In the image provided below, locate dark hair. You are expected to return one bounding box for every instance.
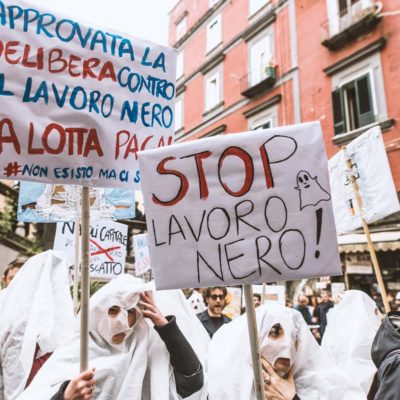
[253,293,261,301]
[3,256,28,278]
[203,286,228,305]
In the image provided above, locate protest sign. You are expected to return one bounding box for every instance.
[252,284,285,305]
[18,181,135,222]
[0,0,176,188]
[138,122,342,289]
[224,287,243,319]
[329,127,400,234]
[54,220,127,280]
[133,233,151,275]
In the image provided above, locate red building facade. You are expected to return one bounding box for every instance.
[169,0,400,294]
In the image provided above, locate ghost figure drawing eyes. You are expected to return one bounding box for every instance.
[295,170,331,211]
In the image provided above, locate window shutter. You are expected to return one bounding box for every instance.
[355,74,375,127]
[332,88,346,135]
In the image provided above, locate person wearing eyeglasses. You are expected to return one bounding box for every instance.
[198,287,231,338]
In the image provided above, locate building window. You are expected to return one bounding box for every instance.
[176,51,184,80]
[176,17,187,41]
[206,14,221,53]
[248,106,277,130]
[331,52,387,136]
[326,0,376,36]
[332,74,375,135]
[248,31,273,87]
[249,0,270,16]
[175,97,183,132]
[205,68,222,111]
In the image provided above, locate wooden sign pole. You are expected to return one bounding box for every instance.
[345,156,390,313]
[244,284,265,400]
[73,217,80,314]
[80,186,90,371]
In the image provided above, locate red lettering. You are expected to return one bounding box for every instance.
[48,49,67,73]
[140,135,153,152]
[5,41,20,64]
[65,127,87,155]
[259,143,274,189]
[27,123,44,154]
[42,123,66,154]
[0,118,21,154]
[218,147,254,197]
[152,156,189,206]
[182,151,212,200]
[115,130,131,159]
[98,61,117,82]
[82,58,100,79]
[83,128,103,157]
[68,55,81,77]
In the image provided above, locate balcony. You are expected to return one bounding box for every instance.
[321,0,381,51]
[240,65,276,99]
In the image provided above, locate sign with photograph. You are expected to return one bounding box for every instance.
[18,182,135,222]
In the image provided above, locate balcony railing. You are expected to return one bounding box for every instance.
[240,65,276,98]
[321,1,381,50]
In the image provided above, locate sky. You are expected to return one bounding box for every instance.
[29,0,178,46]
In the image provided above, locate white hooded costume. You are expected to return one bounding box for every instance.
[0,250,75,400]
[208,304,366,400]
[19,274,209,400]
[321,290,381,394]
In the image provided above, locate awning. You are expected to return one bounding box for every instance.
[337,231,400,253]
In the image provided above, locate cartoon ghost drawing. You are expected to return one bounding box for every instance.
[295,170,331,210]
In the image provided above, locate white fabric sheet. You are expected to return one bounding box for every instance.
[208,304,366,400]
[19,274,209,400]
[321,290,381,394]
[0,250,75,400]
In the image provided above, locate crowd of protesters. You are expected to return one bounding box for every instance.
[1,252,400,400]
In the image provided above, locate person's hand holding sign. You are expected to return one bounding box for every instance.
[139,291,168,327]
[261,358,297,400]
[63,368,96,400]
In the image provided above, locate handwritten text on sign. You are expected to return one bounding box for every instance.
[133,233,151,276]
[53,220,127,280]
[0,0,176,188]
[138,122,342,289]
[329,127,400,234]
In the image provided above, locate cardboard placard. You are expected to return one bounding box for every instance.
[138,122,342,289]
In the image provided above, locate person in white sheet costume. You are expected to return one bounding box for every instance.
[20,274,209,400]
[321,290,382,394]
[208,303,366,400]
[0,250,75,400]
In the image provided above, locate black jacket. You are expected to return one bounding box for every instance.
[50,316,203,399]
[369,311,400,400]
[197,310,231,338]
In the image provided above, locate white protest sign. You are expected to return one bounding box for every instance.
[329,127,400,234]
[138,122,342,289]
[0,0,176,188]
[331,282,345,298]
[54,220,127,280]
[252,285,285,306]
[133,233,151,275]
